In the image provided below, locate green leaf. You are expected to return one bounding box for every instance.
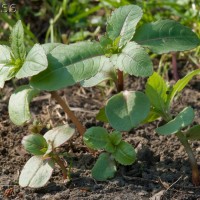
[83,127,110,150]
[111,42,153,77]
[112,141,136,165]
[8,85,39,125]
[145,72,168,115]
[92,153,117,181]
[96,107,109,123]
[104,142,116,154]
[44,124,75,154]
[134,20,200,54]
[142,108,160,124]
[186,125,200,141]
[30,42,107,91]
[167,69,200,105]
[0,45,15,88]
[105,91,150,131]
[22,134,48,155]
[109,131,122,146]
[19,156,55,188]
[107,5,143,47]
[10,20,26,60]
[16,44,48,79]
[80,57,115,87]
[156,107,194,135]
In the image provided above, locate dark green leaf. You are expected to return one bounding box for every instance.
[92,153,117,181]
[156,107,194,135]
[30,42,107,91]
[112,141,136,165]
[105,91,150,131]
[186,125,200,140]
[134,20,200,54]
[83,127,110,150]
[22,134,48,155]
[96,107,109,123]
[109,131,122,146]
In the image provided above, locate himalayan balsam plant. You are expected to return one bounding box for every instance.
[0,5,200,187]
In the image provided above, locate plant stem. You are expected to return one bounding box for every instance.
[51,91,86,136]
[53,154,68,180]
[117,69,124,92]
[176,132,200,186]
[172,52,179,81]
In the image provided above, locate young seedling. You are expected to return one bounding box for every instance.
[144,70,200,186]
[83,127,136,181]
[83,90,150,180]
[19,124,74,188]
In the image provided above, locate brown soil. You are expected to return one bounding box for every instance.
[1,75,200,200]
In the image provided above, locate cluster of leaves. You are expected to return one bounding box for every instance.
[19,124,74,188]
[84,127,136,180]
[1,4,200,188]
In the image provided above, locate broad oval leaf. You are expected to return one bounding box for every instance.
[22,134,48,155]
[156,107,194,135]
[105,91,150,131]
[92,153,117,181]
[112,141,136,165]
[107,5,143,47]
[145,72,168,115]
[8,85,39,125]
[167,69,200,106]
[16,44,48,79]
[186,125,200,141]
[133,20,200,54]
[30,42,106,91]
[44,124,75,152]
[112,42,153,77]
[11,20,26,60]
[19,156,55,188]
[83,127,110,150]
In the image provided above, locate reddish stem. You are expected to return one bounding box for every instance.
[51,91,86,136]
[172,52,179,81]
[117,69,124,92]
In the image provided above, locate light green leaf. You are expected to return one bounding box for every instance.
[8,85,39,125]
[30,42,107,91]
[0,45,15,88]
[10,20,26,60]
[167,69,200,105]
[186,125,200,141]
[83,127,110,150]
[96,107,109,123]
[44,124,75,153]
[22,134,48,155]
[16,44,48,79]
[156,107,194,135]
[19,156,55,188]
[109,131,122,146]
[112,42,153,77]
[105,91,150,131]
[145,72,168,115]
[112,141,136,165]
[107,5,143,47]
[133,20,200,54]
[142,108,160,124]
[80,57,115,87]
[92,153,117,181]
